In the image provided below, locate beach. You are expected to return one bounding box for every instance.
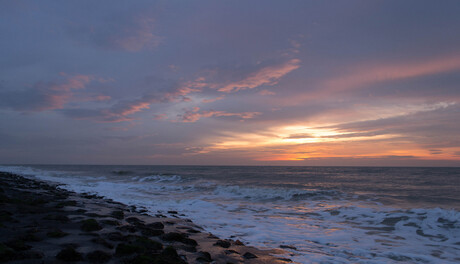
[0,171,289,263]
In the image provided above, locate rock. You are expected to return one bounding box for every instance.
[224,249,239,255]
[126,217,143,224]
[381,216,409,226]
[81,219,103,232]
[106,232,128,242]
[156,246,186,264]
[56,247,83,261]
[101,219,120,226]
[140,227,164,237]
[47,229,69,238]
[43,214,70,223]
[214,240,231,248]
[55,200,78,208]
[167,210,178,214]
[86,250,111,263]
[147,222,164,229]
[111,210,124,220]
[0,243,17,262]
[162,232,197,246]
[187,228,200,234]
[234,240,244,246]
[117,224,137,233]
[196,251,212,262]
[115,243,143,255]
[133,236,163,251]
[5,239,32,251]
[91,238,114,249]
[280,245,297,250]
[243,252,258,259]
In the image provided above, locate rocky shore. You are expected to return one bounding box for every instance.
[0,172,290,263]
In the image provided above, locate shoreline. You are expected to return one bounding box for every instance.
[0,171,290,263]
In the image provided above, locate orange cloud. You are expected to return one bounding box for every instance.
[218,59,301,93]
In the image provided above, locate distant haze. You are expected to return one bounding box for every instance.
[1,0,460,166]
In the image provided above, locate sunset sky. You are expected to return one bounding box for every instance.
[1,0,460,166]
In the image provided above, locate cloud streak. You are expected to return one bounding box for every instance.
[178,107,261,123]
[0,74,94,112]
[217,59,301,93]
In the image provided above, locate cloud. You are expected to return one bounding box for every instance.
[217,59,300,93]
[112,16,161,52]
[0,74,93,112]
[202,96,225,103]
[320,54,460,95]
[60,79,204,122]
[258,90,275,96]
[178,107,261,123]
[68,14,161,52]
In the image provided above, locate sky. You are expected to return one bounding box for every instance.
[1,0,460,166]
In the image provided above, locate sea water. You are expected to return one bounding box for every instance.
[1,165,459,263]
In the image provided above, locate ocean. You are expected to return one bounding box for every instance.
[0,165,459,263]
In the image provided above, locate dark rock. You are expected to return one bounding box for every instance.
[87,250,111,263]
[56,247,83,261]
[167,210,178,214]
[147,222,164,229]
[85,213,106,218]
[381,216,409,226]
[106,232,128,242]
[164,221,175,225]
[115,243,143,255]
[126,217,144,224]
[47,229,69,238]
[129,254,157,264]
[133,236,163,251]
[156,246,186,264]
[161,232,197,246]
[140,227,164,237]
[0,243,17,262]
[73,209,87,214]
[214,240,231,248]
[81,219,103,232]
[224,250,239,255]
[117,224,137,233]
[101,219,120,226]
[234,240,244,246]
[43,214,70,223]
[280,245,297,250]
[278,257,293,262]
[243,252,258,259]
[196,251,212,262]
[111,210,124,220]
[55,200,78,208]
[187,228,200,234]
[5,239,32,251]
[91,238,114,249]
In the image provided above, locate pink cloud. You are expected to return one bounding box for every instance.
[113,16,161,52]
[323,54,460,93]
[34,74,93,111]
[153,114,168,120]
[258,90,275,96]
[202,96,225,103]
[178,107,261,122]
[218,59,301,93]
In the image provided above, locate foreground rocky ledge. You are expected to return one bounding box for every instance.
[0,172,290,263]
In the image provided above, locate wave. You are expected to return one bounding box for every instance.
[2,165,459,263]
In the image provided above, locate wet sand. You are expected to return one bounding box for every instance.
[0,172,291,263]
